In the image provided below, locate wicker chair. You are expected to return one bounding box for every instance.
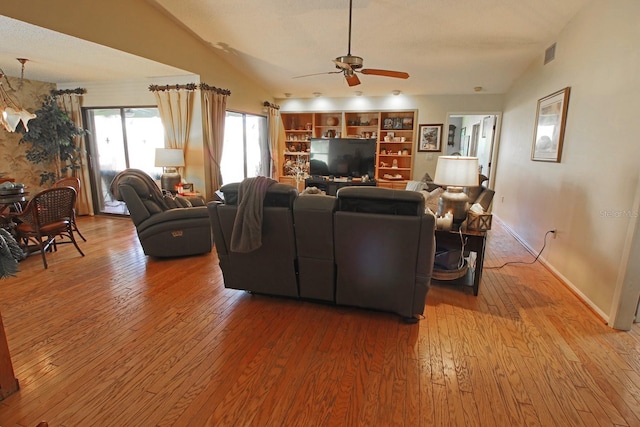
[13,187,85,269]
[53,176,87,241]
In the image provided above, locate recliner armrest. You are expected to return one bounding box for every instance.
[136,206,209,233]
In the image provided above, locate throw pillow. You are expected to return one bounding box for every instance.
[174,196,193,208]
[300,186,326,196]
[163,195,179,209]
[421,187,444,214]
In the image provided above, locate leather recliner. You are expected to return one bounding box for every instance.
[333,187,436,319]
[207,182,299,298]
[112,169,212,257]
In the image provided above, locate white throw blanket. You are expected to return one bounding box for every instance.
[230,176,277,253]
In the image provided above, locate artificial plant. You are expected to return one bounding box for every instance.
[0,229,24,279]
[19,95,86,186]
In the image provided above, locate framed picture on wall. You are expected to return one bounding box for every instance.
[418,124,443,152]
[531,87,571,162]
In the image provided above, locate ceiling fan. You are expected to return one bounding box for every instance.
[294,0,409,87]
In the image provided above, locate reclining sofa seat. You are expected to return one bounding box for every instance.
[333,187,436,319]
[207,182,299,297]
[113,169,212,257]
[208,181,437,321]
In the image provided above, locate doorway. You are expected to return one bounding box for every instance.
[446,113,500,185]
[220,111,269,185]
[84,107,164,215]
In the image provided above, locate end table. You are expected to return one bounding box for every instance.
[433,228,487,296]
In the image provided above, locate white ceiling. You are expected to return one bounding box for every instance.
[2,0,590,98]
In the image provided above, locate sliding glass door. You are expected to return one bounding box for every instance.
[221,111,269,185]
[85,107,164,214]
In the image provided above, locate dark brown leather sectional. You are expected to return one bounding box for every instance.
[207,183,436,322]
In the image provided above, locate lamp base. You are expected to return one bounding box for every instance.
[437,186,469,229]
[161,171,181,194]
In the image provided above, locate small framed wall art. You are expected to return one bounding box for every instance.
[418,124,443,152]
[531,87,571,162]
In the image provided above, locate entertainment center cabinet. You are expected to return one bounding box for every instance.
[280,110,417,189]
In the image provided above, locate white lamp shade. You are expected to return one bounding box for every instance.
[155,148,185,168]
[433,156,479,187]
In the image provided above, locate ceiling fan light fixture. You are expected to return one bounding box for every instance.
[0,69,37,132]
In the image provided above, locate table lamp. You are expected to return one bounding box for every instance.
[155,148,185,193]
[433,156,479,229]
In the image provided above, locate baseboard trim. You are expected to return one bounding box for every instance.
[493,215,610,325]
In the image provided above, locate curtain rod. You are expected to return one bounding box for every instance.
[263,101,280,110]
[51,88,86,96]
[148,83,231,96]
[148,83,198,92]
[199,83,231,96]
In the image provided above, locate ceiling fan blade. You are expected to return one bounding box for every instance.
[360,69,410,79]
[293,71,342,79]
[345,73,360,87]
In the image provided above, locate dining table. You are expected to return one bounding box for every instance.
[0,181,29,229]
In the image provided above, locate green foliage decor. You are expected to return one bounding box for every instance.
[0,229,24,279]
[19,95,87,186]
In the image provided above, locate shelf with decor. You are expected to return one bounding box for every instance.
[280,112,314,182]
[313,112,342,138]
[279,110,417,186]
[344,111,380,139]
[376,110,417,185]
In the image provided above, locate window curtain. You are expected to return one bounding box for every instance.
[201,84,231,192]
[264,101,280,180]
[149,84,196,177]
[54,88,93,216]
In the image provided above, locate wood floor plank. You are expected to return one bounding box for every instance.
[0,215,638,426]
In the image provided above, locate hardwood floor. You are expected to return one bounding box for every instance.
[0,215,638,426]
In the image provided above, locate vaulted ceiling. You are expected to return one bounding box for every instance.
[1,0,590,98]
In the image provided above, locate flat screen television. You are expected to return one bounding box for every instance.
[309,138,376,178]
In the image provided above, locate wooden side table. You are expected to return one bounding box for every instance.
[433,228,487,296]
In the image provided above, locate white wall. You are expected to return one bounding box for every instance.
[277,94,504,179]
[495,0,640,327]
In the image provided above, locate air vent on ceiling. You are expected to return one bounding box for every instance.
[544,43,556,65]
